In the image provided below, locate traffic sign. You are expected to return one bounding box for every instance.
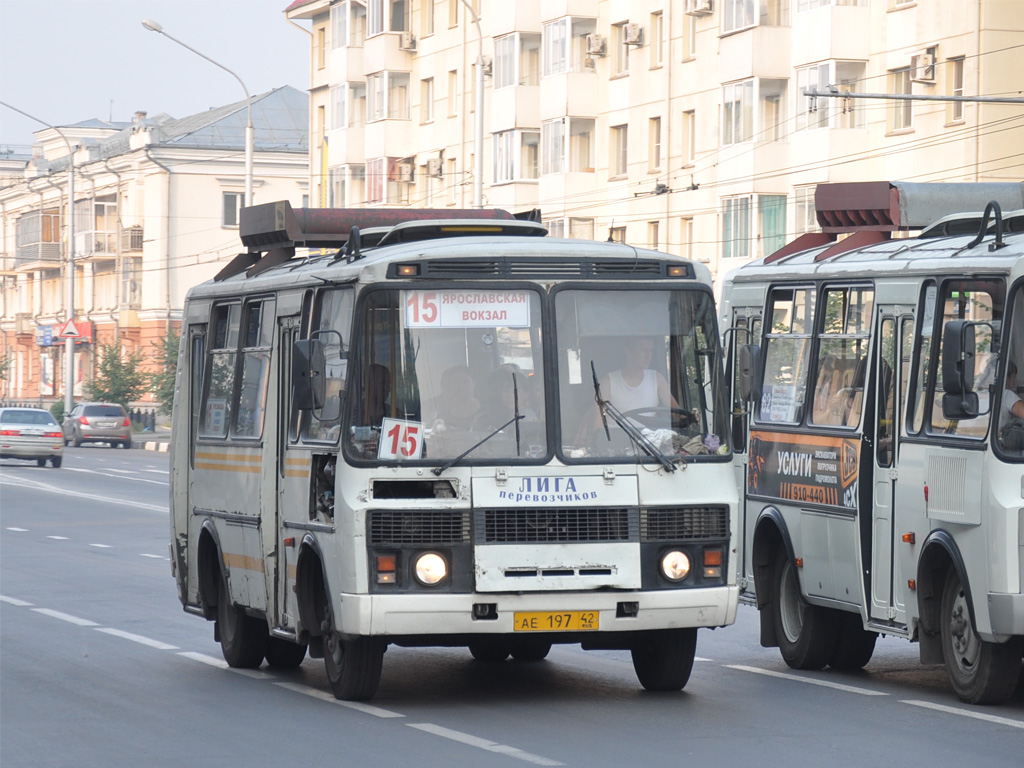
[57,320,81,338]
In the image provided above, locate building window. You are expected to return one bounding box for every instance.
[447,70,458,117]
[543,19,567,76]
[759,79,787,141]
[545,218,565,238]
[723,0,756,33]
[388,72,409,118]
[331,85,346,129]
[367,72,410,121]
[317,26,326,68]
[609,226,626,244]
[521,131,540,179]
[223,192,241,227]
[611,124,628,177]
[349,82,366,125]
[569,118,594,172]
[948,57,965,122]
[680,218,694,261]
[368,0,384,36]
[758,195,787,258]
[542,119,564,175]
[495,34,516,89]
[449,0,458,27]
[331,2,348,48]
[520,34,541,85]
[446,158,457,205]
[683,110,696,164]
[569,217,594,240]
[650,12,664,67]
[422,0,434,36]
[612,23,630,76]
[648,117,662,172]
[794,186,818,234]
[722,196,752,260]
[723,80,754,145]
[799,0,865,10]
[682,13,696,60]
[796,63,829,130]
[762,0,790,26]
[420,77,434,123]
[366,158,386,205]
[648,220,660,250]
[493,130,514,183]
[889,67,912,131]
[836,61,866,129]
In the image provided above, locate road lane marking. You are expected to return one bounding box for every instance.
[407,724,564,766]
[63,466,168,486]
[108,469,137,474]
[0,595,33,606]
[0,475,167,512]
[901,700,1024,729]
[6,527,29,532]
[95,628,179,650]
[31,608,99,626]
[140,554,166,559]
[46,535,69,540]
[726,665,888,696]
[143,469,169,475]
[90,544,113,548]
[275,682,405,718]
[176,651,276,679]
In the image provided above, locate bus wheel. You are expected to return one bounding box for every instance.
[630,628,697,692]
[468,641,510,662]
[216,575,267,669]
[510,640,551,662]
[323,632,385,701]
[772,550,838,670]
[828,612,877,670]
[264,637,307,669]
[940,568,1022,704]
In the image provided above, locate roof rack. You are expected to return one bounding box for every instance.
[214,201,527,281]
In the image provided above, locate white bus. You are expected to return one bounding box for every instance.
[721,181,1024,704]
[170,202,738,700]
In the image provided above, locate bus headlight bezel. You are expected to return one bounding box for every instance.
[413,551,449,586]
[660,549,691,582]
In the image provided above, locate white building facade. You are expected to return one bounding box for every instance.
[286,0,1023,283]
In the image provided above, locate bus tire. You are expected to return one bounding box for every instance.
[940,568,1023,704]
[216,574,267,669]
[828,611,877,670]
[510,640,551,662]
[468,641,510,662]
[264,637,307,669]
[772,550,838,670]
[630,628,697,692]
[324,632,384,701]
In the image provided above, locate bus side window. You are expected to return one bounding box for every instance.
[908,283,936,434]
[997,285,1024,455]
[199,303,241,439]
[232,299,276,439]
[759,287,815,424]
[303,288,354,443]
[810,286,873,429]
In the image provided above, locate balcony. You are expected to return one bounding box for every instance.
[0,252,15,274]
[16,242,61,271]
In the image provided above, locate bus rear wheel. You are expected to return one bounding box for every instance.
[630,628,697,692]
[772,550,838,670]
[216,575,267,669]
[323,631,385,701]
[940,568,1022,704]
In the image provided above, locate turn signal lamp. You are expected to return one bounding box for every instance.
[377,554,397,584]
[702,549,722,579]
[902,532,916,544]
[396,264,420,276]
[667,266,688,277]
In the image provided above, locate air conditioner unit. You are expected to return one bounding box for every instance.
[586,33,606,57]
[426,158,443,178]
[624,23,643,46]
[397,162,415,183]
[399,31,416,51]
[684,0,713,15]
[910,52,936,83]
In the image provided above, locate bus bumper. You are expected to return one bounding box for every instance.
[335,586,739,637]
[988,592,1024,636]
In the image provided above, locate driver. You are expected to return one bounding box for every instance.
[1000,361,1024,429]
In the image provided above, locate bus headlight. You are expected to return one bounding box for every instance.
[660,550,691,582]
[414,552,448,586]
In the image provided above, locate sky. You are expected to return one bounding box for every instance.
[0,0,310,148]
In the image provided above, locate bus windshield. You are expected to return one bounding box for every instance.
[345,287,547,463]
[556,287,729,462]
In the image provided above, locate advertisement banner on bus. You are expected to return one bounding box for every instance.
[747,430,859,510]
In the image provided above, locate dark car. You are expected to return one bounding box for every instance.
[63,403,133,448]
[0,407,64,467]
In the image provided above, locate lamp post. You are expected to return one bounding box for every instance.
[0,101,76,413]
[141,19,254,206]
[460,1,484,208]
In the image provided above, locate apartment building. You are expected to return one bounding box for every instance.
[0,86,309,402]
[285,0,1023,284]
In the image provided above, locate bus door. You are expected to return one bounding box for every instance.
[274,315,304,630]
[184,324,206,603]
[869,313,913,625]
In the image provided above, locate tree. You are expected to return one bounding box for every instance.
[151,331,180,416]
[85,343,149,408]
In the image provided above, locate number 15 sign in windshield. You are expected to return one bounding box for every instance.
[405,290,531,328]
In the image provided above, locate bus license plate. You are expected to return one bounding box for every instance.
[513,611,599,632]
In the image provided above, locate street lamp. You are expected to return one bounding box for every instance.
[460,1,484,208]
[141,19,254,206]
[0,101,76,413]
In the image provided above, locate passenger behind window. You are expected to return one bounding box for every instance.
[366,363,392,425]
[430,365,479,429]
[999,362,1024,449]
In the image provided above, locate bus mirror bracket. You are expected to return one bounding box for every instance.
[293,339,326,411]
[941,320,979,420]
[738,344,761,403]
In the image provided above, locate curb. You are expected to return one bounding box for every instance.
[143,441,170,453]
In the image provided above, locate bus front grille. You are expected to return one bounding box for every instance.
[368,510,471,544]
[481,508,633,543]
[641,506,729,541]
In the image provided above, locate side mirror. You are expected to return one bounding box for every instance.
[293,339,325,411]
[941,320,979,419]
[738,344,761,402]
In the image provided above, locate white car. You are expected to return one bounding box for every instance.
[0,407,64,467]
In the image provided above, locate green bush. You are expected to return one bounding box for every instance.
[50,400,65,422]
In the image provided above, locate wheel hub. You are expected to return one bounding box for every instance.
[947,590,980,675]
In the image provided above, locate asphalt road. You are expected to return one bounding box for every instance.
[2,446,1022,768]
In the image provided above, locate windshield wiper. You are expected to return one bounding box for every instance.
[590,361,677,473]
[433,372,524,476]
